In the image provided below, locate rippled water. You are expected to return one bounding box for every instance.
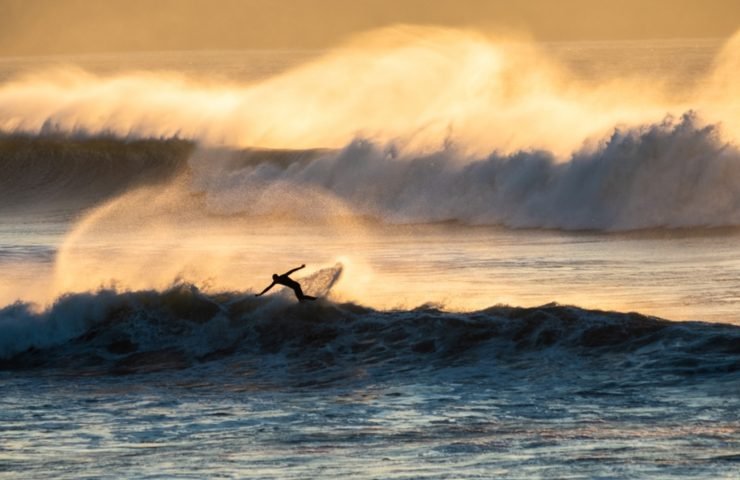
[2,356,738,479]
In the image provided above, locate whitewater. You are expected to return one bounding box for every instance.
[1,29,739,478]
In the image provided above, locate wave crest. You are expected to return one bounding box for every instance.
[2,285,738,377]
[193,113,740,230]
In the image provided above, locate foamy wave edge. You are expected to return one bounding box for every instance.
[1,284,738,376]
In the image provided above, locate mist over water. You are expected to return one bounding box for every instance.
[0,28,736,154]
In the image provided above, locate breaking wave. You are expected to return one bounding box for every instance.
[192,113,740,230]
[6,111,739,231]
[1,283,738,379]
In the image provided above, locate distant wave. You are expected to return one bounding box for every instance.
[2,27,739,230]
[1,284,738,377]
[5,112,740,231]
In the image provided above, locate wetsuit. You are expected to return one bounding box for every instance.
[274,275,316,301]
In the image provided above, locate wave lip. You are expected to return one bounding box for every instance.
[2,285,738,378]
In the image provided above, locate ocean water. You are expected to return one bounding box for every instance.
[1,32,740,478]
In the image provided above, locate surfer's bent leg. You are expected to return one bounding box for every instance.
[293,285,316,302]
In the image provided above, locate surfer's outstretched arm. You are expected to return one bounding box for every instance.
[282,264,306,276]
[255,282,276,296]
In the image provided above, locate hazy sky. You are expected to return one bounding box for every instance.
[1,0,739,56]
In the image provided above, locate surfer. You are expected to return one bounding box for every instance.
[255,264,317,302]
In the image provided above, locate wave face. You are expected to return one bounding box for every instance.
[0,135,192,213]
[2,284,738,379]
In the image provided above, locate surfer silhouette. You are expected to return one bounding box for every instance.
[256,264,317,302]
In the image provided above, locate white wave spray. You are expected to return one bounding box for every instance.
[3,26,738,156]
[190,112,735,231]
